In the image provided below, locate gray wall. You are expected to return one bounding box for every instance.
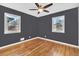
[37,8,78,45]
[0,5,38,47]
[78,7,79,46]
[0,5,78,47]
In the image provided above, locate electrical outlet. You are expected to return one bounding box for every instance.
[29,36,31,39]
[20,37,25,41]
[44,35,47,38]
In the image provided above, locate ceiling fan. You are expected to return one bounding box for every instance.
[29,3,53,14]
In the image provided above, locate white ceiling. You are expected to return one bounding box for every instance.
[0,3,79,17]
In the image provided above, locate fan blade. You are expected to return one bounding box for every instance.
[35,3,39,8]
[43,3,53,9]
[44,10,49,13]
[29,9,37,10]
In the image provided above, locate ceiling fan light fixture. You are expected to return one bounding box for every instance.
[38,8,44,12]
[29,3,53,14]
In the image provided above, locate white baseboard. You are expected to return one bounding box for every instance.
[0,37,79,49]
[0,37,37,49]
[36,37,79,49]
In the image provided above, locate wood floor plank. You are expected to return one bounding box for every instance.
[0,39,45,56]
[0,38,79,56]
[27,41,54,56]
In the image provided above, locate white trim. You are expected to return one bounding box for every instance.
[0,37,37,49]
[36,37,79,49]
[0,37,79,49]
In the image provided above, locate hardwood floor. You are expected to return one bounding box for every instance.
[0,38,79,56]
